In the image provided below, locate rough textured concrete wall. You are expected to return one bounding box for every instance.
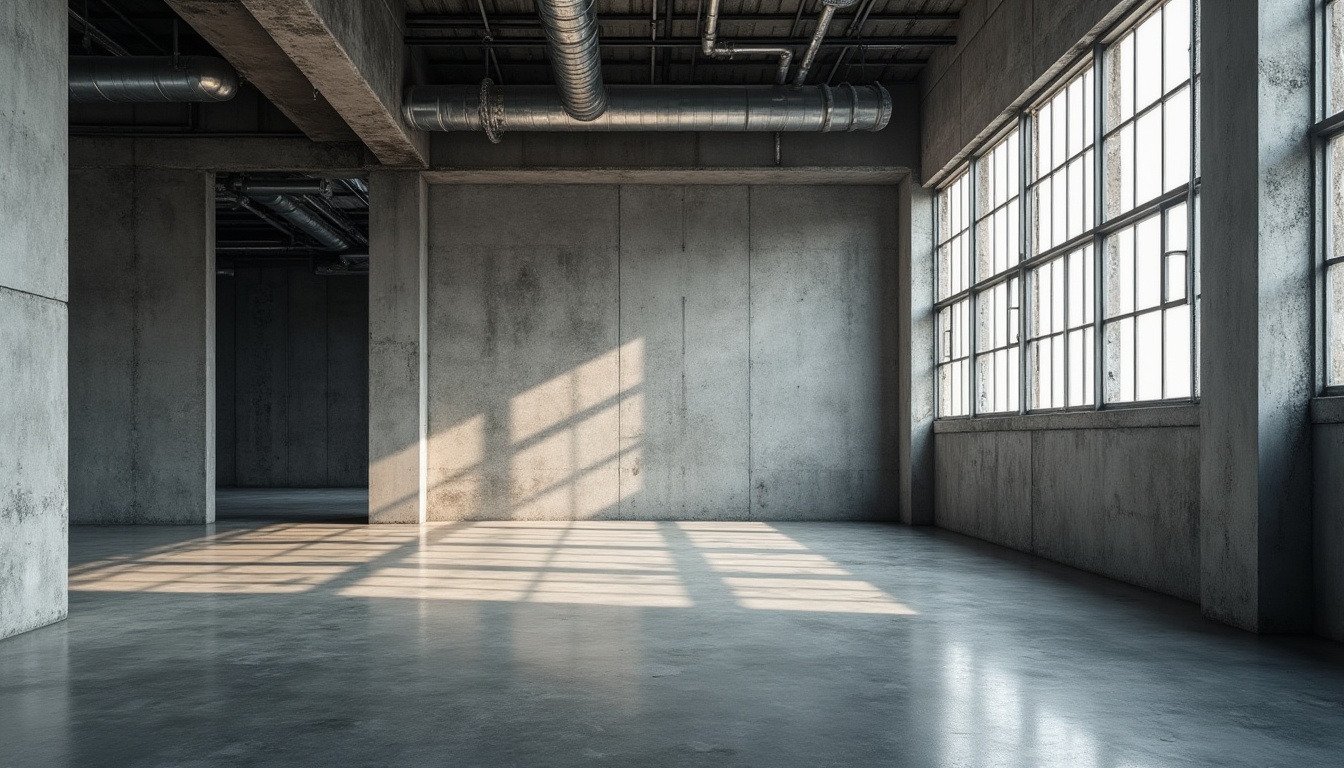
[368,171,427,523]
[935,419,1201,602]
[216,267,368,488]
[1314,421,1344,642]
[919,0,1139,180]
[0,0,68,640]
[69,168,215,525]
[423,184,899,521]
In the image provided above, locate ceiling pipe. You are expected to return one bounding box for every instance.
[69,56,239,103]
[700,0,793,84]
[245,194,354,252]
[535,0,608,120]
[405,82,891,135]
[793,0,860,86]
[236,179,333,197]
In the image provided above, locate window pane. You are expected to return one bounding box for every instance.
[1134,12,1163,112]
[1105,227,1135,317]
[1068,328,1094,406]
[1163,0,1191,93]
[1105,317,1135,403]
[1163,86,1191,192]
[1331,0,1344,116]
[1164,304,1192,397]
[1135,310,1163,400]
[937,172,972,300]
[1134,108,1162,205]
[1135,215,1162,310]
[1329,264,1344,387]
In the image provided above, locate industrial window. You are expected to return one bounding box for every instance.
[1320,0,1344,389]
[934,0,1197,418]
[973,131,1022,414]
[936,172,972,417]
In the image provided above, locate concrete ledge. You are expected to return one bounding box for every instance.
[933,404,1201,433]
[1311,396,1344,424]
[422,167,912,186]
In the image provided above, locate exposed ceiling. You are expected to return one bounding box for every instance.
[406,0,963,86]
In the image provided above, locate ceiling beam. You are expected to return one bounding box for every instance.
[165,0,357,142]
[405,36,956,49]
[239,0,428,167]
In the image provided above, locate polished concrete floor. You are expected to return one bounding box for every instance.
[3,493,1343,767]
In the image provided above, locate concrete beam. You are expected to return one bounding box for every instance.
[368,171,427,523]
[69,136,372,173]
[421,167,910,185]
[165,0,357,142]
[1199,0,1314,632]
[239,0,428,167]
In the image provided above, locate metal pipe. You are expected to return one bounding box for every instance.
[301,194,369,247]
[69,56,239,102]
[794,0,859,86]
[68,8,130,56]
[237,179,332,197]
[217,192,303,241]
[246,194,354,251]
[534,0,608,120]
[698,0,794,83]
[405,83,891,135]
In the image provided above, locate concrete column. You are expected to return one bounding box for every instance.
[69,169,216,525]
[368,171,428,523]
[898,175,936,525]
[0,0,68,639]
[1199,0,1314,631]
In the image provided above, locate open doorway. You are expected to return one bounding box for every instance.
[213,174,369,524]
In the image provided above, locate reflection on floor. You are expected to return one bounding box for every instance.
[4,504,1344,766]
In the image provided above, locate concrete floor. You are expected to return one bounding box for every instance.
[3,493,1343,767]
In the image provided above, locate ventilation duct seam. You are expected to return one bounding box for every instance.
[69,56,239,103]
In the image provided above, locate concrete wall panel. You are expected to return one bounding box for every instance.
[0,289,67,639]
[934,431,1033,550]
[1314,423,1344,641]
[69,168,214,525]
[749,186,901,520]
[420,184,899,521]
[617,186,751,518]
[934,424,1201,601]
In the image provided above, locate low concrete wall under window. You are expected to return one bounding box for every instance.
[934,406,1201,601]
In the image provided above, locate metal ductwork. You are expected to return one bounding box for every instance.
[69,56,239,103]
[700,0,794,85]
[793,0,859,86]
[405,83,891,136]
[535,0,608,120]
[246,194,354,252]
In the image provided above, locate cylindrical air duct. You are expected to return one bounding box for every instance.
[535,0,608,120]
[405,83,892,136]
[69,56,239,103]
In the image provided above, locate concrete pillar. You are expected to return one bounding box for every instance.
[0,0,68,639]
[368,171,428,523]
[898,175,936,525]
[69,169,216,524]
[1199,0,1314,631]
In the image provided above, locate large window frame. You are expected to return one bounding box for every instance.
[1316,0,1344,393]
[933,0,1199,419]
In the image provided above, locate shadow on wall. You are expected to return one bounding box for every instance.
[376,185,901,522]
[69,521,916,615]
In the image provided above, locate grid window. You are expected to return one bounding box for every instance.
[1102,0,1192,219]
[976,130,1021,279]
[938,299,971,417]
[1102,204,1192,402]
[975,277,1020,413]
[933,0,1197,419]
[936,171,973,416]
[1028,247,1095,409]
[937,172,972,301]
[1032,68,1094,255]
[1324,3,1344,389]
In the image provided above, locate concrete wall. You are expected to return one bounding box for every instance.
[0,0,68,640]
[69,168,215,525]
[934,409,1202,601]
[217,267,368,488]
[1313,403,1344,642]
[420,184,899,521]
